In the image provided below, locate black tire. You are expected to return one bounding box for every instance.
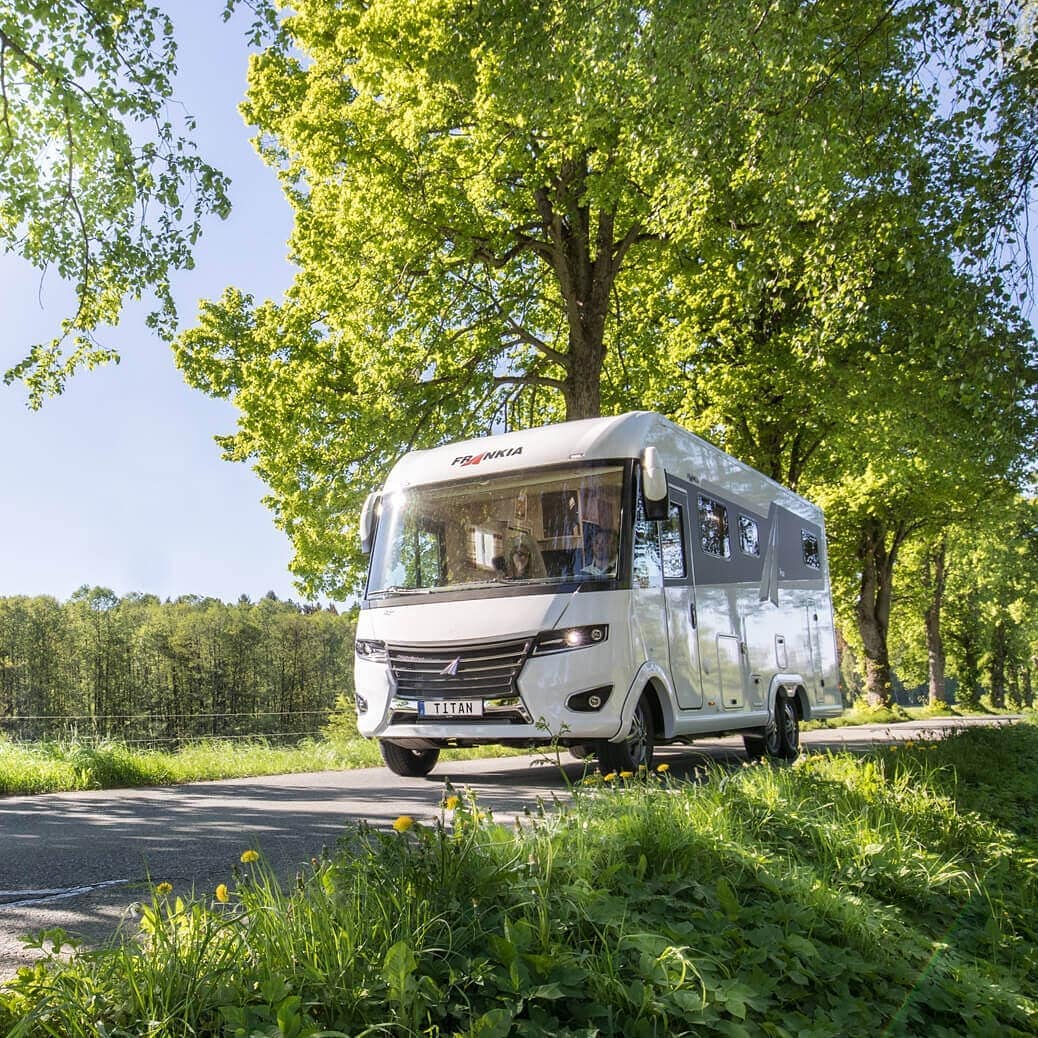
[744,695,799,762]
[379,740,440,777]
[776,694,800,759]
[597,694,655,774]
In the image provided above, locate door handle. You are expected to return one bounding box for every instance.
[690,603,697,629]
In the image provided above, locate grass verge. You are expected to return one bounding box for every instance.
[2,722,1036,1036]
[0,736,529,796]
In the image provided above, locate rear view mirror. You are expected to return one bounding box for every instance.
[641,447,669,521]
[359,491,382,554]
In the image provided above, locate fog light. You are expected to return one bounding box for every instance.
[566,685,613,712]
[355,693,369,714]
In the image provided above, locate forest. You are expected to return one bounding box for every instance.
[0,589,355,744]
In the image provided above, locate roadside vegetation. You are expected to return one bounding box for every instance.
[2,722,1035,1036]
[0,735,529,797]
[1,703,1028,796]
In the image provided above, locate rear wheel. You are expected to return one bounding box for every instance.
[777,695,800,758]
[379,740,440,777]
[597,695,655,774]
[743,694,800,762]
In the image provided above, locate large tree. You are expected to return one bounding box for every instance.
[178,0,973,596]
[0,0,232,405]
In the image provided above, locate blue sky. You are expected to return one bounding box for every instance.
[0,3,303,604]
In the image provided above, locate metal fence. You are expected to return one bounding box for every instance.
[0,709,336,747]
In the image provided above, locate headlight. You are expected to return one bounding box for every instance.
[355,639,388,662]
[533,625,609,654]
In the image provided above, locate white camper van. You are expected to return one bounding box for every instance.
[355,412,841,776]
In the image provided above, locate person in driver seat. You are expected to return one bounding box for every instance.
[582,528,618,577]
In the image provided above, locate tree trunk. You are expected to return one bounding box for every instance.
[923,536,948,706]
[533,156,639,422]
[855,515,906,707]
[989,620,1007,708]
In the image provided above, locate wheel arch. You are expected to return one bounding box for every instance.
[615,663,675,741]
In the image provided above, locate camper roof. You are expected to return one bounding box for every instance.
[381,411,821,523]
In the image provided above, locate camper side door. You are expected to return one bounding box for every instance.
[661,488,704,710]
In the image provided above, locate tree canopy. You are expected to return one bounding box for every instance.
[0,0,232,405]
[178,0,1013,597]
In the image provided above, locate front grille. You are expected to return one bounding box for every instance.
[387,638,533,698]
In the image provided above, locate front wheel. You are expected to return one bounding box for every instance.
[379,740,440,777]
[597,694,655,774]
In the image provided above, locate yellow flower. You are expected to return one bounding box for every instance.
[656,763,670,773]
[619,770,634,779]
[392,815,415,833]
[444,795,461,811]
[603,772,617,782]
[155,882,173,896]
[904,741,915,749]
[240,849,260,864]
[215,884,229,904]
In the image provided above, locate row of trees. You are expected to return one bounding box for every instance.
[0,589,355,743]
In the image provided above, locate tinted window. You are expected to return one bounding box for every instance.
[660,503,687,579]
[802,530,821,569]
[738,515,760,557]
[698,495,731,559]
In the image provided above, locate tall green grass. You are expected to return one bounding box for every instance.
[2,722,1036,1036]
[0,737,530,795]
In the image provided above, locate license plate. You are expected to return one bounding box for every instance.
[418,699,483,718]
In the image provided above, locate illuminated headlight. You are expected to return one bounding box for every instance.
[534,625,609,654]
[355,639,388,662]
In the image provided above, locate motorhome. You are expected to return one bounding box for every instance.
[355,412,841,776]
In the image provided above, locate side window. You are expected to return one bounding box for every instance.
[698,495,731,559]
[802,531,821,570]
[660,502,687,579]
[738,515,760,557]
[632,495,663,589]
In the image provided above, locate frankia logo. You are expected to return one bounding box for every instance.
[451,447,524,467]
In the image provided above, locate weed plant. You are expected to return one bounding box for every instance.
[2,723,1036,1036]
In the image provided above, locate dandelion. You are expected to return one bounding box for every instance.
[155,882,173,896]
[215,884,229,904]
[392,815,415,833]
[444,795,460,811]
[603,772,617,782]
[656,762,670,773]
[240,849,260,864]
[619,770,634,779]
[904,741,915,749]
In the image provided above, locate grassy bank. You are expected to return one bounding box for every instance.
[2,706,1027,796]
[0,736,531,796]
[2,722,1036,1036]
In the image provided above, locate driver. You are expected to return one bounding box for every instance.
[582,528,618,577]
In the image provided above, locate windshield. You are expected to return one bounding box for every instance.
[367,464,626,597]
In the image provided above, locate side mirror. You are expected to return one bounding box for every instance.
[641,447,669,521]
[359,491,382,554]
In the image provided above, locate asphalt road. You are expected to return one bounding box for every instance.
[0,715,1018,977]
